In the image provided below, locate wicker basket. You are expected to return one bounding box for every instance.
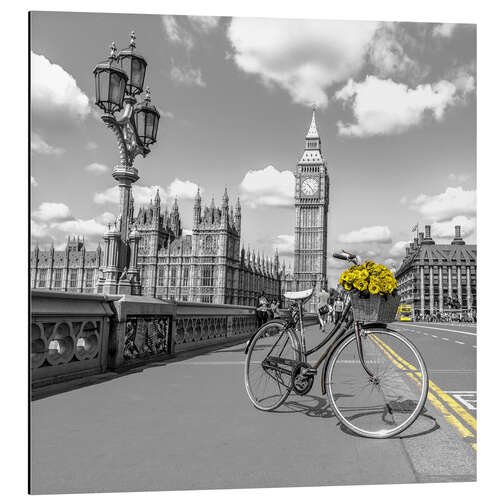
[350,292,400,324]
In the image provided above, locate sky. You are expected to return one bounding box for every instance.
[30,12,476,284]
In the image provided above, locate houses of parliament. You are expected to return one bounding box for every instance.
[30,110,330,308]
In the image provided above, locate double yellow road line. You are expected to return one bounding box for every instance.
[372,334,477,452]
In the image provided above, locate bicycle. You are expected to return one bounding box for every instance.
[244,251,429,438]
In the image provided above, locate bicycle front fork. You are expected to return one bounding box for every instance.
[354,322,375,379]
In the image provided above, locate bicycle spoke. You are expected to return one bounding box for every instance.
[326,329,428,438]
[245,322,299,411]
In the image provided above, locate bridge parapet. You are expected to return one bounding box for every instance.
[31,290,116,388]
[31,291,258,391]
[173,302,257,353]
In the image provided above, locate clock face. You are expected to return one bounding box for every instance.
[301,178,319,196]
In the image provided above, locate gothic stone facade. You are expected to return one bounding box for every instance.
[31,191,282,306]
[135,189,281,304]
[395,224,476,317]
[30,237,103,293]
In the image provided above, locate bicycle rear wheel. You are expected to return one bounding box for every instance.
[325,328,428,438]
[245,321,299,411]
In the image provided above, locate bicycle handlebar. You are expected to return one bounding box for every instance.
[332,250,359,265]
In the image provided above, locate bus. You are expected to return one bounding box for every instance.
[398,304,412,322]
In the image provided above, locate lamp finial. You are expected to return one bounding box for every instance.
[129,31,136,49]
[109,41,117,59]
[144,86,151,103]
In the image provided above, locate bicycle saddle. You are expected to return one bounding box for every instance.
[284,288,314,301]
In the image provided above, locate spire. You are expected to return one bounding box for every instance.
[222,187,229,207]
[154,188,161,206]
[193,189,201,228]
[172,197,179,212]
[234,196,241,234]
[300,105,324,163]
[306,105,319,139]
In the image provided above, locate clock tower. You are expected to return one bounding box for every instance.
[293,108,330,312]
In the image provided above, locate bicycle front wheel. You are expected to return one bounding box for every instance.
[325,328,428,438]
[245,321,300,411]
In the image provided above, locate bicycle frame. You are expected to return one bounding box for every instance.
[288,298,380,390]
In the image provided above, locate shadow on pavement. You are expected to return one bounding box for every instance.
[32,336,250,401]
[273,395,439,440]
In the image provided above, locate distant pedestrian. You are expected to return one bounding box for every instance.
[255,291,269,328]
[334,296,344,325]
[269,299,278,320]
[317,288,330,332]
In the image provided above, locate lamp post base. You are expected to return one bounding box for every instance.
[117,278,132,295]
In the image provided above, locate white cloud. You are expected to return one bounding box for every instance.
[368,23,423,81]
[162,16,219,51]
[339,225,392,244]
[32,202,72,222]
[272,234,294,257]
[162,16,195,50]
[94,181,202,206]
[31,204,120,248]
[228,18,378,108]
[433,23,457,38]
[335,75,474,137]
[31,219,48,239]
[239,165,294,208]
[389,240,411,258]
[448,172,471,183]
[167,179,202,199]
[93,186,119,205]
[431,215,476,239]
[31,176,39,187]
[31,52,90,119]
[54,218,107,237]
[170,64,206,87]
[85,141,98,150]
[95,212,116,225]
[189,16,220,33]
[384,258,397,271]
[85,162,109,175]
[158,108,175,119]
[409,186,476,221]
[31,133,64,155]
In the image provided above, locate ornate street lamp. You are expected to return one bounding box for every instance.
[93,42,128,115]
[117,31,147,97]
[93,32,160,296]
[134,87,160,146]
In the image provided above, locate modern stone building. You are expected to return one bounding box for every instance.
[292,108,330,312]
[30,190,282,305]
[395,225,476,317]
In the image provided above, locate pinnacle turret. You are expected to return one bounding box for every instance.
[306,106,319,139]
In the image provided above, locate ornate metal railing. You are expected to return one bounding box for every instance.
[173,302,257,352]
[123,315,171,361]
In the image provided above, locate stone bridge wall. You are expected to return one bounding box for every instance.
[31,290,258,388]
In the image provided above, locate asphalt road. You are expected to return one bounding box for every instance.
[30,321,477,494]
[396,322,477,419]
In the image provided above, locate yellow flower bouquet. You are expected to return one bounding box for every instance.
[339,261,398,296]
[339,260,400,323]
